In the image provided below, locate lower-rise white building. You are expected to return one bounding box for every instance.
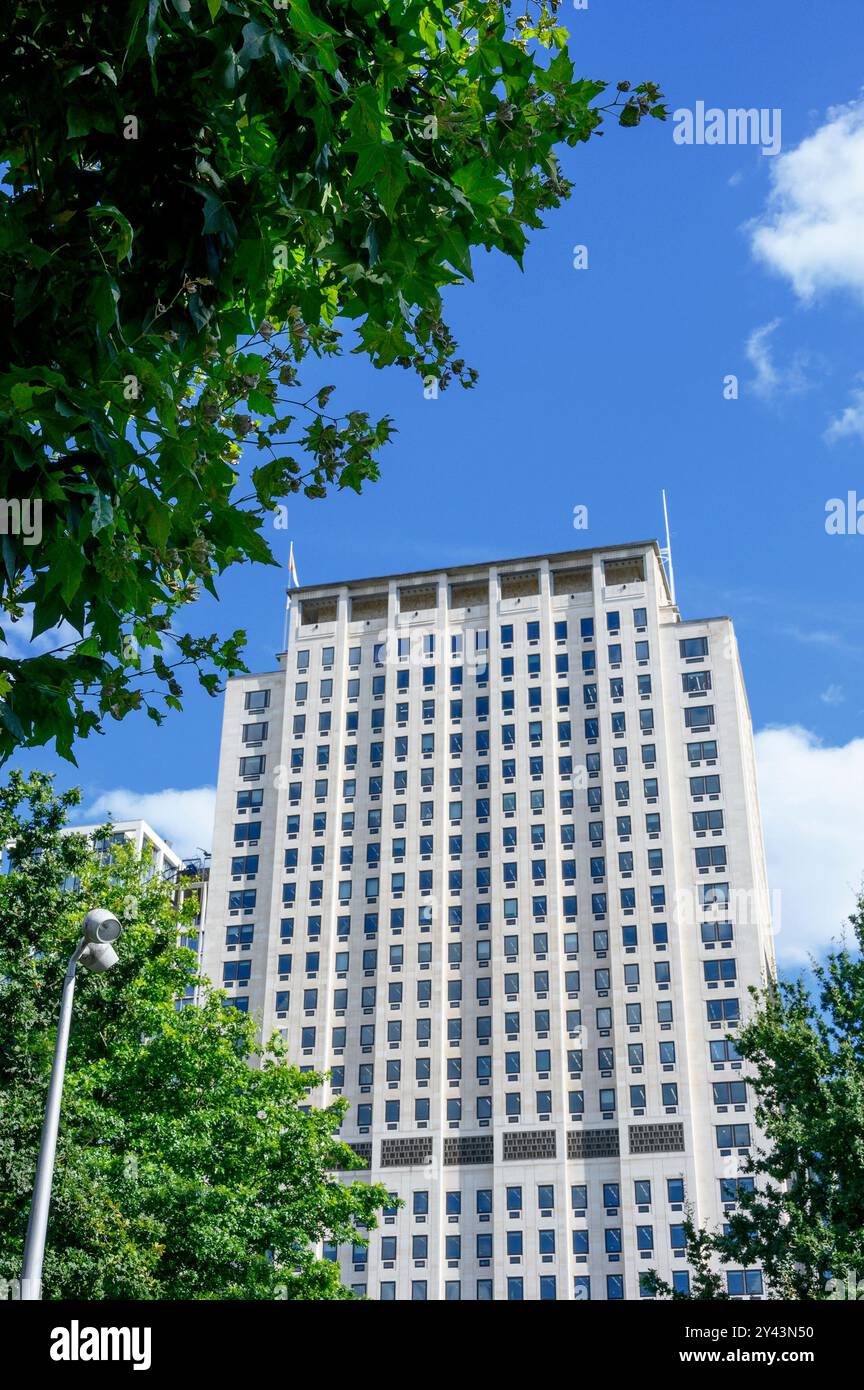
[64,822,209,988]
[68,819,183,879]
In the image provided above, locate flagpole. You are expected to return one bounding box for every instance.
[282,592,291,656]
[660,490,676,606]
[282,540,299,656]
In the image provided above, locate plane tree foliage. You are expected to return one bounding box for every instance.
[646,891,864,1301]
[0,0,665,760]
[0,769,388,1299]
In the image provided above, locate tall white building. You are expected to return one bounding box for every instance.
[202,541,775,1301]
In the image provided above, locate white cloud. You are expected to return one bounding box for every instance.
[749,98,864,302]
[820,683,845,706]
[744,319,810,399]
[825,380,864,443]
[778,624,848,650]
[75,786,216,861]
[755,726,864,966]
[0,609,81,660]
[745,319,782,397]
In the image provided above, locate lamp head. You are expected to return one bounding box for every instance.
[82,908,122,945]
[78,941,119,973]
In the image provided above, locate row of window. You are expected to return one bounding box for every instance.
[324,1049,721,1085]
[286,677,701,737]
[225,993,745,1074]
[237,766,722,824]
[266,958,737,1000]
[346,1088,687,1125]
[342,1222,693,1264]
[284,672,709,728]
[289,644,697,693]
[271,883,712,917]
[361,1267,760,1300]
[270,818,722,855]
[268,1000,738,1045]
[237,767,722,817]
[291,613,655,671]
[284,708,670,750]
[281,816,676,846]
[271,707,715,760]
[228,919,733,952]
[340,1070,745,1109]
[278,729,670,773]
[387,1178,691,1215]
[266,762,667,801]
[260,845,726,882]
[271,942,734,980]
[290,628,708,675]
[286,651,667,703]
[328,1067,746,1108]
[286,666,712,729]
[236,796,722,843]
[230,878,734,918]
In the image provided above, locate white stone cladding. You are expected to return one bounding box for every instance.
[201,542,775,1301]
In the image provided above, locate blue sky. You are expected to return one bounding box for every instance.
[13,0,864,964]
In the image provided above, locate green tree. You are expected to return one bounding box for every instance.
[0,770,388,1299]
[647,890,864,1301]
[0,0,665,761]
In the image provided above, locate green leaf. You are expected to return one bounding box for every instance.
[10,382,38,411]
[345,85,389,145]
[60,545,86,603]
[452,159,508,205]
[0,535,16,584]
[217,46,241,91]
[198,188,237,239]
[238,20,269,70]
[146,0,161,61]
[373,145,409,218]
[66,107,91,139]
[90,494,114,533]
[287,0,338,39]
[440,227,473,280]
[136,491,171,549]
[87,276,120,331]
[0,702,25,740]
[88,205,134,262]
[247,388,276,416]
[187,291,212,330]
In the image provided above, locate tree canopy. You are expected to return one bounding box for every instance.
[0,0,665,761]
[648,890,864,1301]
[0,770,389,1298]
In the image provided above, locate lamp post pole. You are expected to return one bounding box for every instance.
[19,909,122,1301]
[20,940,85,1301]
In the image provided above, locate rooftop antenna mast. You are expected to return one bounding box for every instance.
[660,490,677,606]
[281,589,291,656]
[281,540,300,656]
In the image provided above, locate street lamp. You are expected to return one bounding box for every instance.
[19,908,123,1301]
